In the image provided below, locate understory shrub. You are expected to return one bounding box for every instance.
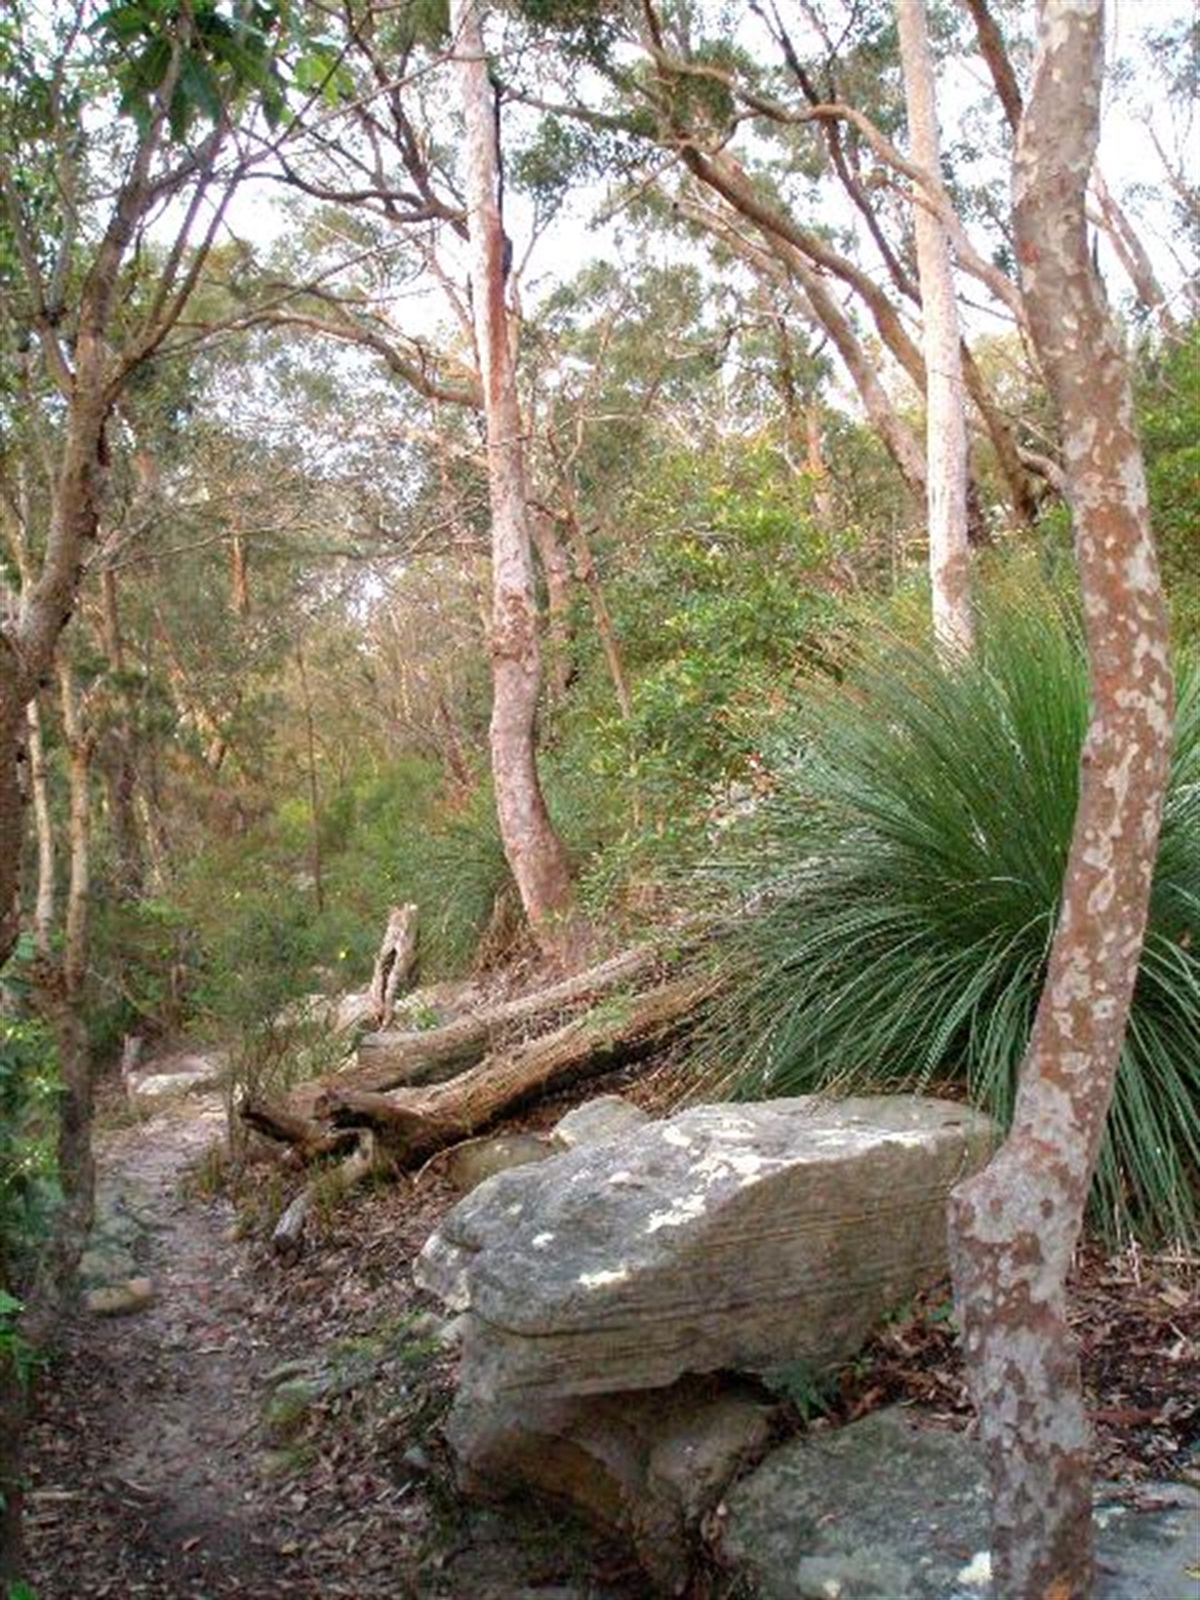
[701,596,1199,1242]
[0,949,60,1285]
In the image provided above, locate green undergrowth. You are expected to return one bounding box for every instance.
[699,589,1200,1243]
[0,949,61,1292]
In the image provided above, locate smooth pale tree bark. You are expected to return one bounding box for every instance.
[451,0,583,964]
[947,5,1175,1597]
[896,0,974,651]
[25,700,55,954]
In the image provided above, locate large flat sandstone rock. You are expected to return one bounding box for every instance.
[721,1407,1200,1600]
[415,1095,994,1399]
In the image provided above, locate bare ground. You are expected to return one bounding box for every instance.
[23,1079,644,1600]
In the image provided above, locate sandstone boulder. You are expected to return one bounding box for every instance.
[446,1132,559,1192]
[126,1050,223,1103]
[85,1276,155,1316]
[450,1376,775,1591]
[720,1407,1200,1600]
[416,1095,994,1400]
[552,1094,650,1149]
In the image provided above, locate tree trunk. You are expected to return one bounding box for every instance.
[97,564,144,900]
[229,532,251,616]
[1090,167,1176,333]
[947,5,1175,1597]
[452,0,584,965]
[530,509,575,704]
[58,663,92,997]
[804,402,836,528]
[960,343,1039,530]
[0,356,112,962]
[896,0,974,652]
[768,236,928,503]
[368,903,419,1028]
[25,698,55,955]
[295,647,324,915]
[561,507,632,721]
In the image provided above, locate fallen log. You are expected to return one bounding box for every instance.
[271,1132,382,1264]
[317,973,716,1166]
[241,1101,359,1162]
[348,941,668,1095]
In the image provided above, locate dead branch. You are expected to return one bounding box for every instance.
[348,941,666,1093]
[319,973,716,1166]
[271,1132,382,1264]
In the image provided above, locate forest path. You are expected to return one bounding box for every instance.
[24,1076,329,1598]
[22,1060,642,1600]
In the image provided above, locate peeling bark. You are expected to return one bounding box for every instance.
[947,5,1174,1597]
[368,903,419,1028]
[452,0,584,966]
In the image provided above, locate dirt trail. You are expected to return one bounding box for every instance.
[23,1068,642,1600]
[25,1086,326,1598]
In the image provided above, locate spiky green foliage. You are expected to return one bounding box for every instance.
[702,598,1199,1242]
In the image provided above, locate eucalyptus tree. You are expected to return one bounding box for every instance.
[451,0,587,961]
[498,0,1046,542]
[943,4,1177,1595]
[209,1,602,960]
[501,0,1191,598]
[0,0,291,965]
[895,0,971,649]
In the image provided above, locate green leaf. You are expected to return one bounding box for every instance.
[177,51,222,126]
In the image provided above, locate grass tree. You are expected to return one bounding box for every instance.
[701,593,1197,1244]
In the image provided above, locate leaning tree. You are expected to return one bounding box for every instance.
[947,2,1176,1595]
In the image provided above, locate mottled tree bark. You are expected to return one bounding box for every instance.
[947,5,1174,1597]
[452,0,584,965]
[897,0,974,651]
